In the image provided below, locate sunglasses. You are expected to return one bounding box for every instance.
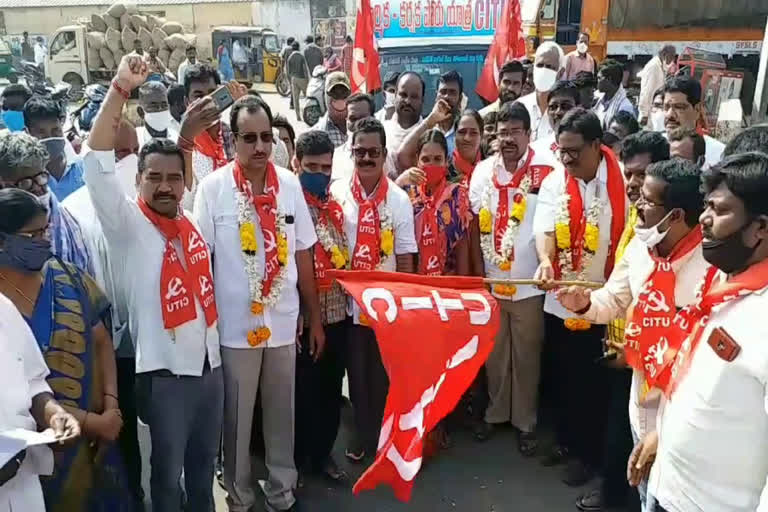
[0,171,50,192]
[352,147,382,159]
[236,132,274,144]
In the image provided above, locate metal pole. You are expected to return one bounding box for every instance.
[752,17,768,123]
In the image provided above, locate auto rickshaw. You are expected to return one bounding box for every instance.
[211,26,281,86]
[0,38,18,83]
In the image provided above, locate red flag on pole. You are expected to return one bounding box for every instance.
[329,270,500,501]
[475,0,527,103]
[351,0,382,93]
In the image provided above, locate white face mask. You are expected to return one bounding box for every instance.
[38,190,52,208]
[144,110,173,133]
[650,110,665,131]
[634,210,673,248]
[115,153,139,199]
[577,42,588,55]
[533,67,558,93]
[384,91,396,107]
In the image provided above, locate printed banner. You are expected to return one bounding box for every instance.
[330,270,500,501]
[371,0,508,39]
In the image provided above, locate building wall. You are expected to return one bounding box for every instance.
[2,2,254,59]
[251,0,312,43]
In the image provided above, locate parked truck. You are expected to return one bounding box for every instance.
[45,25,113,95]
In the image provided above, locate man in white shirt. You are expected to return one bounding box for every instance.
[194,95,323,512]
[176,46,197,85]
[329,117,417,460]
[515,41,564,143]
[83,55,223,512]
[468,102,553,453]
[557,158,707,511]
[529,80,580,158]
[33,37,46,68]
[533,108,628,486]
[594,59,636,130]
[640,152,768,512]
[232,39,248,77]
[0,292,80,512]
[386,72,424,164]
[638,45,676,126]
[136,81,178,147]
[661,75,724,168]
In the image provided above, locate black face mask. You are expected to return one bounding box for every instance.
[702,219,760,274]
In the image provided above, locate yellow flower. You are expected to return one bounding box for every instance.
[494,284,517,296]
[381,229,394,255]
[358,312,370,326]
[277,234,288,249]
[479,208,492,233]
[239,223,258,253]
[498,260,511,271]
[564,318,591,331]
[250,302,264,315]
[584,223,599,254]
[555,223,571,250]
[330,245,347,269]
[277,246,288,266]
[510,197,527,223]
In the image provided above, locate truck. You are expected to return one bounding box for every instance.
[45,24,113,95]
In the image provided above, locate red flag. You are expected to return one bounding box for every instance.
[475,0,527,103]
[329,270,500,501]
[351,0,382,93]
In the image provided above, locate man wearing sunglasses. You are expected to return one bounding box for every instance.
[0,131,92,274]
[194,95,323,512]
[329,116,417,462]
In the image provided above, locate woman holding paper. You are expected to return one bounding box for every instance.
[0,189,133,511]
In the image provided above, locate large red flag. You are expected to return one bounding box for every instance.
[351,0,382,93]
[329,270,500,501]
[475,0,527,103]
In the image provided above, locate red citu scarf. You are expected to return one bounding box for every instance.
[623,226,703,391]
[304,191,345,290]
[195,127,228,171]
[233,160,282,297]
[561,145,626,278]
[350,172,389,270]
[452,148,480,185]
[661,258,768,398]
[137,199,218,329]
[415,177,450,276]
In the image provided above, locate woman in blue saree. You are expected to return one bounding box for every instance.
[0,189,135,512]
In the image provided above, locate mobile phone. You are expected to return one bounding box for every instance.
[210,85,234,113]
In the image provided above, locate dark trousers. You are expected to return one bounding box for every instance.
[346,324,389,454]
[295,319,348,470]
[545,313,610,468]
[117,356,143,510]
[600,368,638,508]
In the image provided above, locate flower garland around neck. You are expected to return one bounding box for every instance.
[377,204,395,264]
[555,190,602,331]
[478,170,532,297]
[236,189,289,346]
[310,196,350,270]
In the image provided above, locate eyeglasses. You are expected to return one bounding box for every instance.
[636,195,665,209]
[16,224,51,239]
[557,145,588,161]
[352,146,382,159]
[236,132,274,144]
[497,128,526,139]
[0,171,50,192]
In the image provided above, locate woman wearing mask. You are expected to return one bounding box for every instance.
[452,109,484,185]
[0,189,134,512]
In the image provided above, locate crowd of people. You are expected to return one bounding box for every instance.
[0,32,767,512]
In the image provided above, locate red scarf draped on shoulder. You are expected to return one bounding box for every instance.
[415,178,452,275]
[561,145,626,278]
[452,148,480,185]
[233,160,282,297]
[304,191,345,290]
[137,199,218,329]
[623,226,703,391]
[195,126,228,171]
[350,172,389,271]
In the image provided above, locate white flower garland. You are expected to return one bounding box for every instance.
[555,190,602,281]
[377,203,394,269]
[236,190,288,308]
[479,173,532,268]
[315,213,349,268]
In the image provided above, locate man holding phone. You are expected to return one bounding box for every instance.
[193,95,324,512]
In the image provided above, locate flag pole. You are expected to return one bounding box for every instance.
[482,278,603,289]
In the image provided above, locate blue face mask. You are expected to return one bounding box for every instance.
[0,233,52,271]
[299,171,331,199]
[1,110,26,132]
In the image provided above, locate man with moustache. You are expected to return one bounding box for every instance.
[668,127,705,166]
[640,152,768,512]
[83,55,223,512]
[662,75,724,168]
[385,71,424,159]
[480,60,526,116]
[136,81,178,148]
[330,116,417,461]
[530,80,580,161]
[533,108,627,486]
[194,95,323,512]
[311,71,351,148]
[516,42,564,142]
[396,70,464,170]
[468,102,553,454]
[559,158,702,512]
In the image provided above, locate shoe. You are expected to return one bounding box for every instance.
[345,443,366,463]
[541,444,569,466]
[320,457,349,486]
[264,499,300,512]
[561,460,594,487]
[575,489,603,511]
[517,431,538,457]
[472,421,494,442]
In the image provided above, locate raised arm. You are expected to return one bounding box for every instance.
[396,99,453,172]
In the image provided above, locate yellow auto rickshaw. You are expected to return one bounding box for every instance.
[211,26,281,85]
